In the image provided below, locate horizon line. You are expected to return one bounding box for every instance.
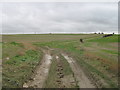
[1,32,119,35]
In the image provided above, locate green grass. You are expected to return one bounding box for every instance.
[2,42,25,60]
[3,50,43,88]
[88,35,119,43]
[34,40,83,55]
[2,34,118,88]
[101,49,119,55]
[2,43,43,88]
[10,42,24,48]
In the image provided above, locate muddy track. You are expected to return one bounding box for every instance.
[62,53,96,88]
[55,55,65,88]
[23,47,96,88]
[54,55,77,88]
[23,49,52,88]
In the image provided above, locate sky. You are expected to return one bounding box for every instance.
[1,2,118,34]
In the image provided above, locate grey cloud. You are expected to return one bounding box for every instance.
[1,2,118,34]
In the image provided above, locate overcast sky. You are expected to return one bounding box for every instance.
[1,2,118,34]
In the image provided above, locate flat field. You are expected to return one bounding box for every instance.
[2,34,119,88]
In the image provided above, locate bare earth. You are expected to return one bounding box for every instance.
[55,55,76,88]
[62,53,96,88]
[23,48,96,88]
[23,49,52,88]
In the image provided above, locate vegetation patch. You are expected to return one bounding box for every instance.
[34,35,118,88]
[10,42,24,48]
[2,34,119,88]
[88,35,119,43]
[3,49,43,88]
[3,42,25,60]
[101,49,119,55]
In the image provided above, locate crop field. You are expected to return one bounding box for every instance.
[2,34,119,88]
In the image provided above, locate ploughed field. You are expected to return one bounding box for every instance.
[2,34,119,88]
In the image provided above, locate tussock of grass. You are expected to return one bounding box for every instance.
[2,49,43,88]
[3,42,25,59]
[10,42,24,48]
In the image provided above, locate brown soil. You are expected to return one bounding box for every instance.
[23,48,52,88]
[62,53,96,88]
[22,42,36,50]
[23,47,97,88]
[55,55,76,88]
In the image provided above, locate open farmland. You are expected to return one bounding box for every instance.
[2,34,119,88]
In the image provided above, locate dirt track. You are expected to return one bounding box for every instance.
[23,48,96,88]
[23,49,52,88]
[62,53,96,88]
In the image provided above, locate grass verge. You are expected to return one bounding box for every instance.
[2,42,43,88]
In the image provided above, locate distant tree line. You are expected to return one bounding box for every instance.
[94,32,114,35]
[94,32,115,38]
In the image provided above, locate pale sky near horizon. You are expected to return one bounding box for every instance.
[1,2,118,34]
